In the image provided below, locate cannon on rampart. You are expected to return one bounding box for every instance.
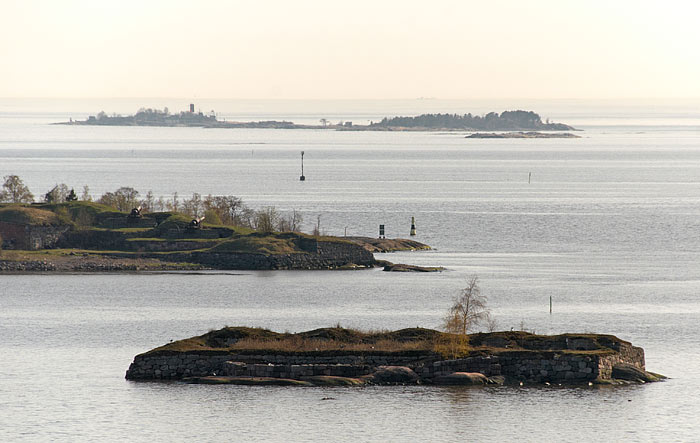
[128,206,143,219]
[187,216,205,230]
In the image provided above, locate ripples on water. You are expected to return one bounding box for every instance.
[1,100,700,441]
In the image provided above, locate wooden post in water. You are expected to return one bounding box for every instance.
[528,172,532,184]
[550,295,552,314]
[299,151,306,181]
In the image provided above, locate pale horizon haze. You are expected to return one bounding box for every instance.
[2,0,700,100]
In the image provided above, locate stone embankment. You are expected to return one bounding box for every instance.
[156,239,377,270]
[0,255,201,272]
[125,350,641,385]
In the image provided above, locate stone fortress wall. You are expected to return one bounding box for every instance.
[126,337,646,384]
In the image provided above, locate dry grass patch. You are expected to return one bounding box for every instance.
[227,336,436,353]
[0,206,61,226]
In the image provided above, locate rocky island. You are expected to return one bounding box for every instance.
[59,107,575,132]
[0,202,428,272]
[466,131,581,139]
[125,326,664,386]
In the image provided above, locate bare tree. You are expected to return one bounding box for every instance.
[155,196,166,212]
[203,195,248,226]
[81,185,92,202]
[0,175,34,203]
[312,214,322,236]
[44,184,70,203]
[443,276,490,336]
[289,209,303,232]
[254,206,280,233]
[97,187,140,211]
[181,192,203,217]
[141,190,155,212]
[167,192,179,212]
[277,209,304,232]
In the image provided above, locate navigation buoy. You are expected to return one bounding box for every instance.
[300,151,306,181]
[410,216,416,236]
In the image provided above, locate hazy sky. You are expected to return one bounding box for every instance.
[2,0,699,99]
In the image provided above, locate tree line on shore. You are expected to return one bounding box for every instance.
[370,110,570,130]
[0,175,316,234]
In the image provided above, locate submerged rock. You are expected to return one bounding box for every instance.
[382,263,443,272]
[185,376,313,386]
[612,363,666,383]
[433,372,489,385]
[366,366,419,385]
[300,376,366,386]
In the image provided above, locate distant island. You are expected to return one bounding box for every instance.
[367,110,575,131]
[466,131,581,139]
[58,105,576,132]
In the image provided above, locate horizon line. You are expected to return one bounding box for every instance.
[3,96,700,102]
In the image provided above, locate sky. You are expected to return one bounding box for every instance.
[1,0,699,99]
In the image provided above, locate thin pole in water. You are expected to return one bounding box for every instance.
[550,295,552,314]
[528,172,531,184]
[300,151,306,181]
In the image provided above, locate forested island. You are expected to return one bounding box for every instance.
[0,176,430,272]
[0,202,430,272]
[58,106,575,131]
[367,110,574,131]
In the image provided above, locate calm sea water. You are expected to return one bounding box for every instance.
[1,99,700,442]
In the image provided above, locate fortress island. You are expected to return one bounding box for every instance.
[126,326,664,386]
[0,202,430,272]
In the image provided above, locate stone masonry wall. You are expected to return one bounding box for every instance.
[0,221,70,250]
[316,241,375,265]
[126,348,646,383]
[27,226,71,250]
[126,352,435,380]
[0,221,25,249]
[156,240,376,270]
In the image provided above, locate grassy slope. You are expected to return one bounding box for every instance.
[0,206,62,226]
[143,326,624,358]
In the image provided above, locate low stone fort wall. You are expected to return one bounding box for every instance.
[126,347,645,384]
[158,239,376,270]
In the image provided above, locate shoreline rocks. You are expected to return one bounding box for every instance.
[382,263,443,272]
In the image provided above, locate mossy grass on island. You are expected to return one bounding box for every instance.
[0,201,430,271]
[126,326,664,386]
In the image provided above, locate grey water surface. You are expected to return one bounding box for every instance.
[1,99,699,442]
